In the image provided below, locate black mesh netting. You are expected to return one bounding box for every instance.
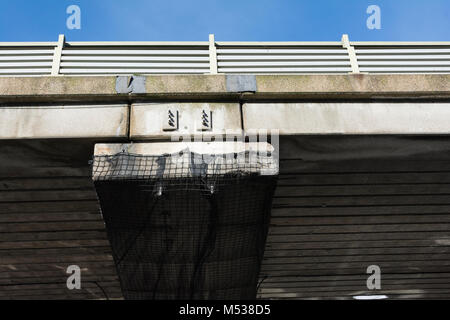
[92,150,278,300]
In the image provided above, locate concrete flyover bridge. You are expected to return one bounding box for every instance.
[1,34,450,300]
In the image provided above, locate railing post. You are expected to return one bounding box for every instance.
[209,34,218,74]
[341,34,360,74]
[51,34,65,76]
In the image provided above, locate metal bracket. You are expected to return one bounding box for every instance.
[162,108,179,131]
[199,108,212,131]
[115,75,146,94]
[226,75,257,93]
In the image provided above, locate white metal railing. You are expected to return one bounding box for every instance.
[0,34,449,76]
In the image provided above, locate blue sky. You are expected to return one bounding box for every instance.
[0,0,449,42]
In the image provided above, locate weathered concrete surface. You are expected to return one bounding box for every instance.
[255,74,450,98]
[1,74,450,140]
[1,74,449,103]
[130,102,241,140]
[0,77,117,100]
[95,141,274,157]
[243,102,450,134]
[145,75,227,94]
[0,104,129,139]
[3,100,450,140]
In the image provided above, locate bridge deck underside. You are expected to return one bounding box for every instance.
[1,136,450,299]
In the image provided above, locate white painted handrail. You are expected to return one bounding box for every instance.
[0,34,449,76]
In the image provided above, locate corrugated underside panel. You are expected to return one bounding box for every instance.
[0,140,122,300]
[0,46,54,76]
[258,139,450,299]
[217,45,352,74]
[60,45,210,75]
[355,45,450,73]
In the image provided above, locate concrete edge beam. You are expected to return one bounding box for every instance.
[0,74,449,103]
[0,104,129,139]
[243,102,450,135]
[129,102,242,140]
